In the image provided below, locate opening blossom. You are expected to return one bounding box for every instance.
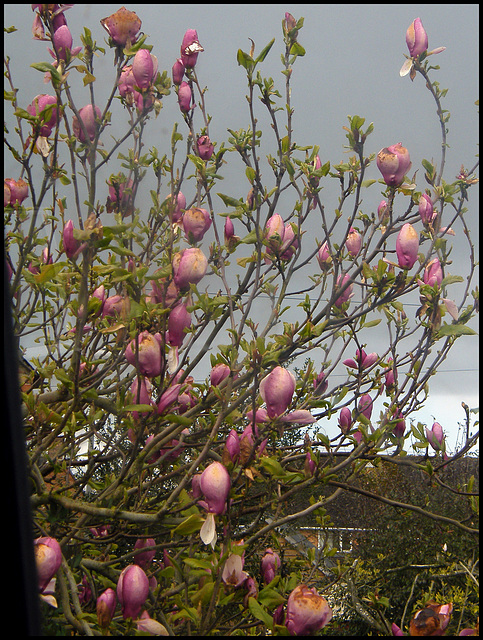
[285,584,333,636]
[101,7,142,47]
[377,143,412,187]
[400,18,446,78]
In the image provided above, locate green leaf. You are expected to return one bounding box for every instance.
[289,42,305,57]
[437,324,477,338]
[248,597,273,628]
[237,48,254,70]
[217,192,243,208]
[255,38,275,63]
[172,513,204,536]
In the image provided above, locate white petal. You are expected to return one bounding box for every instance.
[200,512,217,547]
[399,59,413,77]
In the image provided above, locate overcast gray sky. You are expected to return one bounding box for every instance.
[4,4,479,452]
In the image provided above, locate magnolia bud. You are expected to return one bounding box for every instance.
[51,24,73,60]
[27,94,58,136]
[182,207,212,243]
[396,223,419,269]
[377,143,412,187]
[96,588,117,629]
[101,7,142,47]
[423,258,443,287]
[125,331,164,378]
[426,421,445,452]
[260,548,281,585]
[34,536,62,592]
[223,428,240,464]
[180,29,203,68]
[4,178,28,205]
[133,538,156,568]
[285,584,333,636]
[172,57,185,85]
[132,49,157,89]
[178,81,192,113]
[167,302,191,347]
[197,135,214,160]
[334,274,353,308]
[338,407,352,434]
[345,227,362,257]
[62,219,81,259]
[210,363,231,387]
[317,241,331,271]
[264,214,285,251]
[200,461,231,515]
[378,200,389,225]
[259,366,295,419]
[358,393,373,420]
[172,247,208,290]
[406,18,428,57]
[73,104,102,143]
[418,193,436,226]
[116,564,149,620]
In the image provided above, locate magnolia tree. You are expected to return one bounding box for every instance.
[4,6,479,636]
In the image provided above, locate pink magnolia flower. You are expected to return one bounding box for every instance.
[422,258,443,287]
[116,564,149,620]
[34,536,62,593]
[73,104,102,143]
[100,7,142,47]
[343,348,378,371]
[197,135,214,160]
[426,421,445,453]
[259,366,295,419]
[345,227,362,257]
[180,29,203,68]
[96,588,117,629]
[4,178,28,206]
[419,193,436,226]
[133,538,156,569]
[132,48,158,89]
[167,302,191,347]
[62,219,82,259]
[260,548,281,585]
[358,393,373,420]
[338,407,352,434]
[172,57,185,85]
[125,331,164,378]
[222,554,249,588]
[377,143,412,187]
[406,17,428,57]
[264,214,285,252]
[172,247,208,290]
[317,241,332,271]
[27,94,58,136]
[396,223,419,269]
[400,18,445,77]
[279,223,299,261]
[49,24,82,60]
[285,584,333,636]
[210,363,231,387]
[334,273,353,308]
[136,611,169,635]
[178,81,192,113]
[182,207,212,243]
[199,461,231,515]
